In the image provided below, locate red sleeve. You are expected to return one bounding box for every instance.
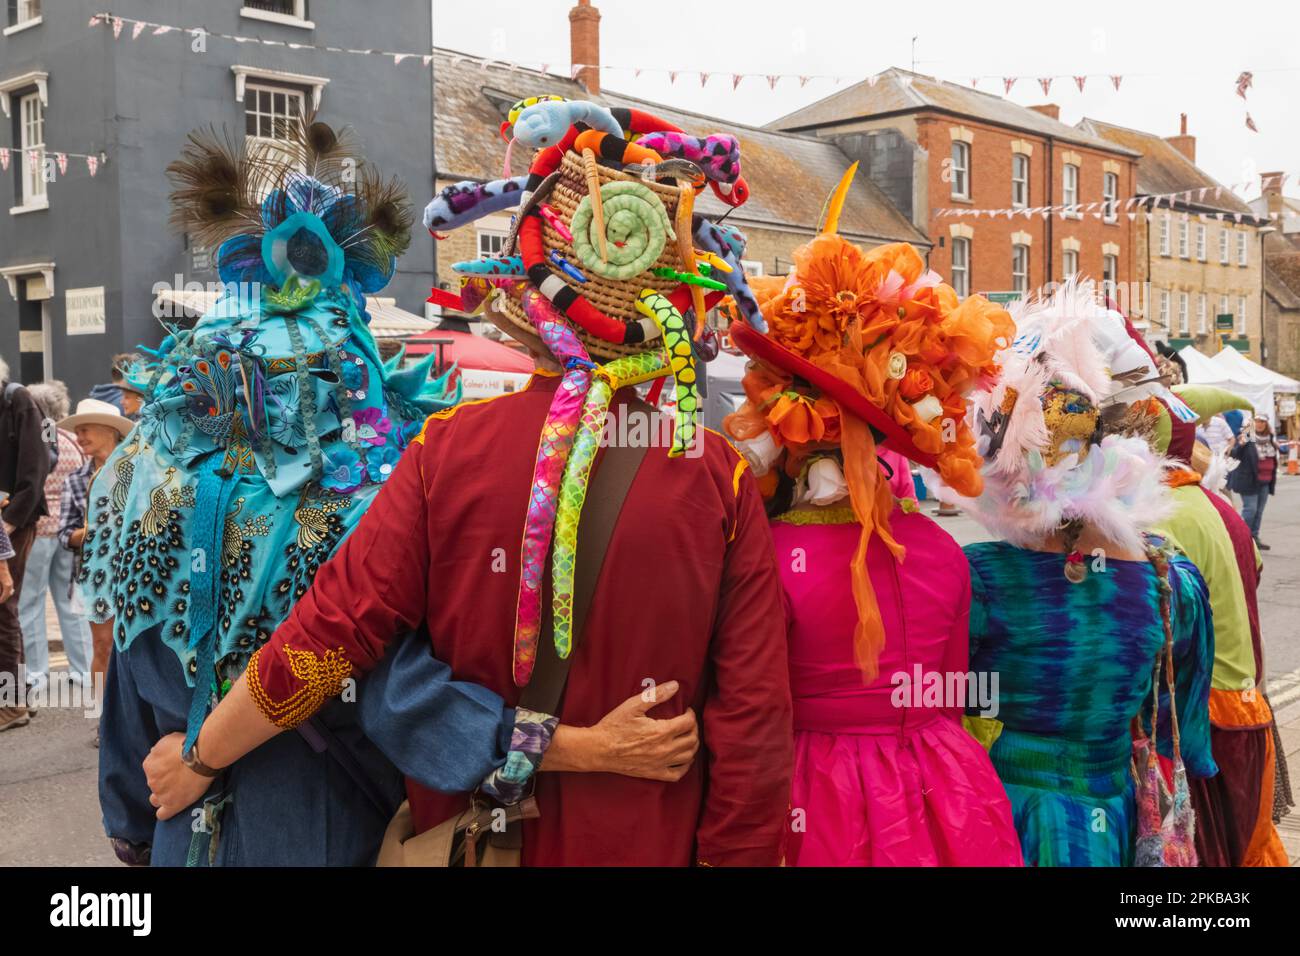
[248,432,433,728]
[694,464,793,866]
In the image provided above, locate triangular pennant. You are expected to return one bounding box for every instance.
[1110,75,1123,91]
[0,148,8,172]
[970,77,979,89]
[799,75,810,88]
[87,155,99,177]
[1198,187,1208,199]
[112,16,124,38]
[423,55,433,67]
[56,152,68,175]
[393,54,409,65]
[1074,75,1087,92]
[1245,113,1258,133]
[131,21,146,40]
[1127,212,1136,221]
[1004,77,1017,94]
[634,68,643,78]
[1235,71,1253,100]
[669,70,679,84]
[153,25,172,35]
[1234,213,1243,223]
[1041,209,1051,220]
[732,74,743,90]
[699,72,710,88]
[1038,77,1053,96]
[88,14,103,27]
[766,75,779,90]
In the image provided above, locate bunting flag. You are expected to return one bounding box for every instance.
[55,153,68,175]
[668,70,678,84]
[87,155,99,177]
[1074,75,1087,92]
[131,20,146,40]
[970,77,979,89]
[1246,113,1258,133]
[699,72,710,87]
[1236,71,1253,99]
[1038,77,1053,95]
[112,16,123,38]
[0,148,8,172]
[1111,75,1123,90]
[152,25,172,35]
[732,74,743,90]
[799,75,811,88]
[393,54,409,65]
[767,75,780,90]
[1004,77,1017,94]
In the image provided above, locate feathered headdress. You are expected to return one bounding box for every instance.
[946,280,1175,568]
[167,114,413,311]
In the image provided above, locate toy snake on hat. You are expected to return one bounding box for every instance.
[424,95,765,685]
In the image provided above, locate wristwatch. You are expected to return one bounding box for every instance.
[181,740,221,778]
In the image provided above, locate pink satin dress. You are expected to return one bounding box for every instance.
[773,507,1023,866]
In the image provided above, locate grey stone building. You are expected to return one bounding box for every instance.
[1,1,434,396]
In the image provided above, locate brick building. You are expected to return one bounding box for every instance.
[767,70,1140,303]
[1081,117,1269,356]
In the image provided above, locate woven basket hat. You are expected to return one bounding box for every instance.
[498,148,690,360]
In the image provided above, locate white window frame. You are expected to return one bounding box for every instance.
[1195,223,1206,261]
[1061,248,1079,280]
[1103,171,1118,223]
[1012,243,1029,293]
[1178,292,1189,334]
[1237,295,1247,334]
[243,82,305,146]
[1220,294,1230,324]
[1159,215,1171,256]
[1178,218,1189,259]
[4,0,41,35]
[1237,231,1248,267]
[1103,253,1118,289]
[1159,290,1170,331]
[950,237,970,297]
[1219,228,1230,264]
[1062,163,1080,216]
[1197,293,1207,333]
[476,229,508,260]
[739,259,764,277]
[950,141,970,201]
[240,1,314,29]
[1011,154,1029,209]
[18,91,46,208]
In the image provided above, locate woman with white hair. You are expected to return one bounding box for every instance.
[19,381,92,692]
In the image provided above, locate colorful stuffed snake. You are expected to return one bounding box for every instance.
[635,290,698,457]
[635,131,749,207]
[548,349,671,666]
[570,181,675,280]
[510,284,597,687]
[451,255,526,276]
[423,176,527,233]
[694,218,767,333]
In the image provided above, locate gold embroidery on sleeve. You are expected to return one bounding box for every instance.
[246,645,354,729]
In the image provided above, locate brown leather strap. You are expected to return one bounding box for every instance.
[517,397,652,716]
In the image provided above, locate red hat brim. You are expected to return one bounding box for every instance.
[730,322,940,469]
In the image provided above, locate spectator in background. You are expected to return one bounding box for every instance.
[20,382,93,692]
[1230,415,1280,551]
[0,353,52,732]
[0,522,14,618]
[55,398,132,711]
[112,353,146,420]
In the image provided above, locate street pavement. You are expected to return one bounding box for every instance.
[1,475,1298,866]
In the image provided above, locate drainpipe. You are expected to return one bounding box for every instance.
[1045,139,1054,286]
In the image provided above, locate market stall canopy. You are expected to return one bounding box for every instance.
[1211,345,1300,394]
[402,328,535,373]
[1178,345,1275,425]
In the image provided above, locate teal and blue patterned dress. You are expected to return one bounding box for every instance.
[965,541,1217,866]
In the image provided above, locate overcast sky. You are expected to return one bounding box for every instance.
[431,0,1298,200]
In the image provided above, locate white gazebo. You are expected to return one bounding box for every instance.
[1178,346,1275,426]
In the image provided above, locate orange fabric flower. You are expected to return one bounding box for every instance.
[898,367,933,401]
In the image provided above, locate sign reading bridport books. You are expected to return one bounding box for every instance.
[65,286,106,335]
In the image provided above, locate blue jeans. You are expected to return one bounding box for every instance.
[18,534,93,684]
[1239,488,1270,541]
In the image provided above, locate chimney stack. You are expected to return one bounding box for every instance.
[1164,114,1196,164]
[1261,171,1286,219]
[1028,104,1060,121]
[569,0,600,95]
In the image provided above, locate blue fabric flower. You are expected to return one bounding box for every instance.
[365,443,402,484]
[321,449,365,494]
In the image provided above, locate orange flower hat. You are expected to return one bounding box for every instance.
[723,163,1013,680]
